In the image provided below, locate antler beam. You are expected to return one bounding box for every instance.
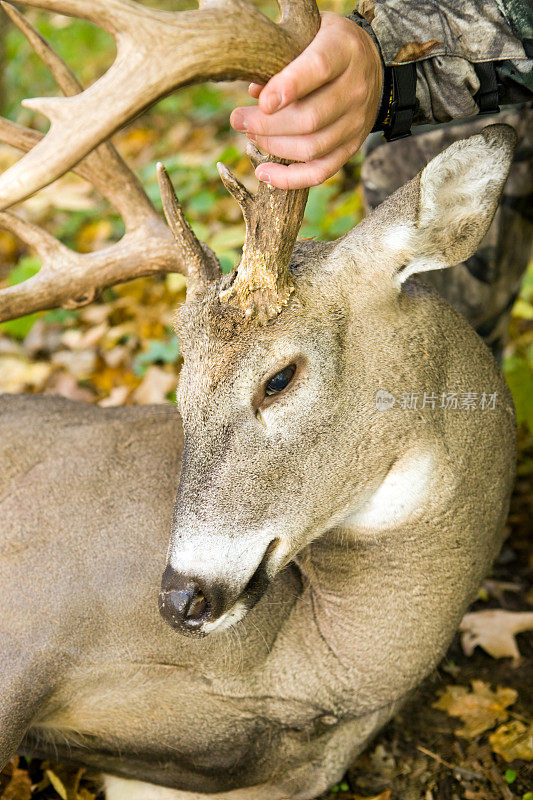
[0,0,320,210]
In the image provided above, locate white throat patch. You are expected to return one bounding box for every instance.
[344,448,436,534]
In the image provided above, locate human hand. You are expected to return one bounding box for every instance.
[230,12,383,189]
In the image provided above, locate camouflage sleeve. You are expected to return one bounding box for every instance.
[353,0,532,125]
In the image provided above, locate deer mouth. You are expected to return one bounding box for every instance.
[160,538,281,637]
[200,540,278,636]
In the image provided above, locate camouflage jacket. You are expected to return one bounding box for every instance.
[352,0,532,125]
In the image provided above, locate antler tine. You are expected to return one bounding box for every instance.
[2,2,159,232]
[0,210,70,261]
[157,163,221,290]
[216,162,254,214]
[0,0,320,210]
[217,151,309,324]
[245,141,270,169]
[0,205,184,322]
[2,1,81,96]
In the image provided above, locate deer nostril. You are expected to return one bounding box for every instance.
[159,569,213,633]
[185,589,207,620]
[164,585,210,624]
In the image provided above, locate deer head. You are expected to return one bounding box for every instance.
[0,2,516,638]
[158,124,516,636]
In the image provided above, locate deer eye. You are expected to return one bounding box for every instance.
[265,364,296,397]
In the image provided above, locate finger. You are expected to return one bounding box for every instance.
[254,139,361,190]
[232,71,351,137]
[248,83,263,98]
[257,27,348,114]
[248,113,361,163]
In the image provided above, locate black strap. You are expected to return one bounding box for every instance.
[383,63,418,141]
[349,10,418,141]
[473,61,501,115]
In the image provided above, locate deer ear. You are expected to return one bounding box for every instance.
[337,125,517,289]
[392,124,516,285]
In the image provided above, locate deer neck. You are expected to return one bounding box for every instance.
[295,445,476,705]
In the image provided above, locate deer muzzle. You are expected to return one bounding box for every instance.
[158,540,277,637]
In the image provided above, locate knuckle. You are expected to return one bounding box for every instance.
[300,138,322,162]
[310,164,329,185]
[309,49,331,82]
[281,75,298,103]
[305,106,323,134]
[304,129,336,162]
[253,117,269,135]
[350,81,367,106]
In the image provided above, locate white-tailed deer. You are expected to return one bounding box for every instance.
[0,1,517,798]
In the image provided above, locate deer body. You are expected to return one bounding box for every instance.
[0,240,515,798]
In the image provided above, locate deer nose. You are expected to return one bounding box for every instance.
[158,565,217,634]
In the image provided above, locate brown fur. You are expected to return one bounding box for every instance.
[0,126,517,800]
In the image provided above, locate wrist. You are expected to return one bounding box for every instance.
[347,11,384,130]
[348,10,419,142]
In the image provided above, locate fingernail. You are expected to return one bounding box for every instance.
[265,92,282,113]
[256,169,271,184]
[231,111,247,131]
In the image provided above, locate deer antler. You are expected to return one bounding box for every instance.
[1,0,320,324]
[0,2,217,322]
[0,0,320,210]
[216,143,307,322]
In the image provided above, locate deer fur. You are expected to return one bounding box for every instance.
[0,125,517,800]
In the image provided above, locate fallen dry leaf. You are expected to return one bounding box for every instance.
[460,609,533,664]
[0,757,31,800]
[45,372,95,403]
[433,680,517,738]
[132,365,176,404]
[75,219,113,254]
[51,349,97,380]
[45,769,67,800]
[352,792,391,800]
[98,385,131,407]
[489,720,533,762]
[0,355,52,392]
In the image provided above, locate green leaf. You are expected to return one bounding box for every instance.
[218,145,241,164]
[8,256,41,286]
[44,308,79,325]
[133,337,180,376]
[1,315,38,339]
[505,769,517,784]
[504,353,533,433]
[188,189,216,215]
[0,257,42,339]
[304,184,336,227]
[219,253,238,274]
[512,299,533,320]
[325,214,353,237]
